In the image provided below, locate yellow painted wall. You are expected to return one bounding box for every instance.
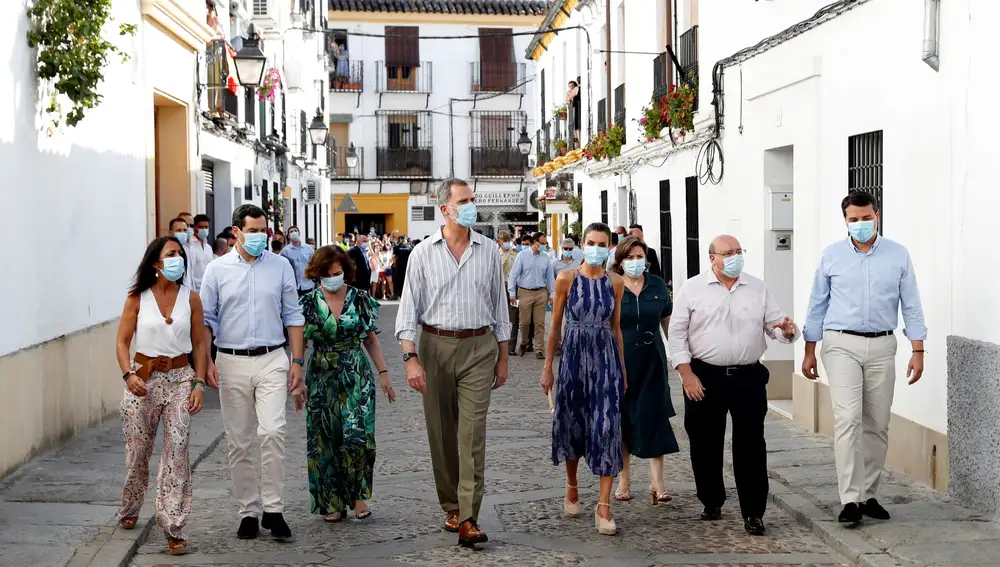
[332,194,411,238]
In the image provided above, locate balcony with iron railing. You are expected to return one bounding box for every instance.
[376,62,433,93]
[329,60,363,92]
[679,25,699,111]
[327,145,364,179]
[470,147,527,178]
[613,84,626,130]
[652,52,671,100]
[470,62,526,94]
[469,111,528,178]
[376,148,432,178]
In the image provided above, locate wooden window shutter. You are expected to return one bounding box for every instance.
[479,28,513,91]
[386,26,419,66]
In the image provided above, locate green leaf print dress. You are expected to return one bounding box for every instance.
[301,287,380,515]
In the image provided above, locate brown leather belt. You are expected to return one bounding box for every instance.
[134,352,190,381]
[422,325,489,339]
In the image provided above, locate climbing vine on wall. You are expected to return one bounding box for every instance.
[26,0,137,129]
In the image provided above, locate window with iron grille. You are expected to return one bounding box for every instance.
[469,111,527,178]
[376,111,432,178]
[613,83,626,130]
[685,176,700,277]
[411,206,435,221]
[679,26,699,111]
[659,179,673,285]
[848,130,884,233]
[244,88,255,126]
[597,99,607,133]
[600,190,608,225]
[299,110,307,156]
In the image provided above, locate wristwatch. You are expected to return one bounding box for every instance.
[122,370,136,381]
[402,352,418,362]
[292,358,305,366]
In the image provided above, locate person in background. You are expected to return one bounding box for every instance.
[669,234,800,536]
[566,80,581,142]
[801,191,926,526]
[169,218,190,245]
[273,230,285,246]
[280,226,316,298]
[214,238,229,259]
[184,214,214,293]
[201,204,305,542]
[609,236,678,505]
[300,245,395,522]
[347,234,371,291]
[218,229,237,251]
[115,236,207,556]
[179,213,195,242]
[628,224,662,276]
[392,235,413,299]
[369,240,384,298]
[508,232,555,360]
[498,231,519,356]
[306,237,316,248]
[515,233,536,351]
[552,237,583,356]
[340,233,352,251]
[543,222,625,535]
[612,226,626,246]
[395,178,510,547]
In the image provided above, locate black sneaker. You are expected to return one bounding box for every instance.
[744,516,766,535]
[861,498,891,520]
[261,512,294,542]
[237,516,259,539]
[838,502,862,525]
[700,506,722,521]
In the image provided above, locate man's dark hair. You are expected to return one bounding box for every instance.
[271,240,283,252]
[287,226,299,233]
[519,234,531,244]
[569,233,580,246]
[628,223,643,231]
[232,204,266,229]
[841,191,878,216]
[168,217,188,231]
[532,232,547,243]
[193,214,211,226]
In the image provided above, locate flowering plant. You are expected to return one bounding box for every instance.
[583,123,624,161]
[638,96,668,143]
[664,83,696,137]
[257,68,281,102]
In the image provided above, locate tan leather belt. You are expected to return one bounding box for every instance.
[134,353,190,381]
[422,325,489,339]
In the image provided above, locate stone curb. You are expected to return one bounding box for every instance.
[85,430,226,567]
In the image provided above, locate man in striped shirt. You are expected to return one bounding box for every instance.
[395,178,510,548]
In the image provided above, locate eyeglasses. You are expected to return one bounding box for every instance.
[562,248,573,252]
[714,248,746,258]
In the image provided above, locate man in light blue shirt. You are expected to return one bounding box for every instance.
[508,232,555,359]
[802,191,926,526]
[201,204,305,542]
[279,225,315,296]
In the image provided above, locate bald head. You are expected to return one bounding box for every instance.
[709,235,741,256]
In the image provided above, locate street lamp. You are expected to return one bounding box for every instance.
[517,127,532,155]
[233,24,267,87]
[345,142,359,168]
[308,107,328,146]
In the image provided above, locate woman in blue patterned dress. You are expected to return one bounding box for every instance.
[541,222,627,535]
[299,246,396,522]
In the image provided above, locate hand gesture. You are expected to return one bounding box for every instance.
[125,374,147,397]
[907,352,924,385]
[681,370,705,401]
[287,362,303,393]
[772,316,797,339]
[406,360,427,394]
[540,367,554,395]
[802,352,819,380]
[380,372,397,403]
[188,387,204,414]
[206,363,220,389]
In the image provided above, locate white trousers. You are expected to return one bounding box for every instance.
[821,330,897,505]
[217,349,289,518]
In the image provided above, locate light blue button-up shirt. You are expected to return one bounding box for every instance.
[200,250,305,349]
[803,236,927,342]
[507,248,556,297]
[280,242,316,291]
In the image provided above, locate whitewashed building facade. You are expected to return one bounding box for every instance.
[528,0,1000,505]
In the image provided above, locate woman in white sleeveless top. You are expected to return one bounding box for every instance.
[115,236,208,556]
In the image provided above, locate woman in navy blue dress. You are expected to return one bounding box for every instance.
[542,222,626,535]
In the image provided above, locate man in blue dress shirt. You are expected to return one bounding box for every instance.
[202,204,305,542]
[802,191,926,526]
[279,225,315,296]
[508,232,555,359]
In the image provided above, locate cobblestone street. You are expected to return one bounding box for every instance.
[129,303,847,567]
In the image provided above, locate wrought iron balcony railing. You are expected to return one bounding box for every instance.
[652,52,670,100]
[376,61,433,93]
[330,60,363,92]
[679,25,699,111]
[597,99,607,133]
[469,62,526,94]
[327,145,364,179]
[470,148,527,178]
[613,83,626,129]
[376,148,433,178]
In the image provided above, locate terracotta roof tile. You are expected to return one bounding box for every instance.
[329,0,552,16]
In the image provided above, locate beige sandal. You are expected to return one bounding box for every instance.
[167,538,188,555]
[594,502,617,535]
[564,483,581,517]
[119,517,138,530]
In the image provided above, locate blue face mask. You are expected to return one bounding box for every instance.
[721,254,744,278]
[562,249,573,259]
[583,245,609,266]
[321,275,344,292]
[159,256,185,282]
[174,231,189,245]
[289,232,300,243]
[848,220,876,243]
[623,258,646,278]
[450,203,478,228]
[241,232,268,257]
[186,227,194,239]
[539,245,548,253]
[197,228,209,240]
[502,242,512,250]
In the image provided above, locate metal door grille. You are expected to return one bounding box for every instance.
[848,129,884,232]
[659,179,673,286]
[685,176,699,278]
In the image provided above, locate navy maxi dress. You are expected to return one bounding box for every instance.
[551,272,625,477]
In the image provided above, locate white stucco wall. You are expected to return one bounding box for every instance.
[0,1,147,356]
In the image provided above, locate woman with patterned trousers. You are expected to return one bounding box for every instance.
[115,236,208,556]
[298,246,396,522]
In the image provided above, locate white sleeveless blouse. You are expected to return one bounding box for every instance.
[134,286,193,358]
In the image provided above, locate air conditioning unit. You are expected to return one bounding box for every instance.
[251,0,277,31]
[527,155,538,168]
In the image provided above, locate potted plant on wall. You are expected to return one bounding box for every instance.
[583,123,625,161]
[552,104,568,121]
[554,138,568,156]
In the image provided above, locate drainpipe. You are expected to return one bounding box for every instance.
[922,0,940,71]
[449,98,455,178]
[605,0,612,123]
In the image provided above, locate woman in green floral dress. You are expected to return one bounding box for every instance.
[299,246,396,522]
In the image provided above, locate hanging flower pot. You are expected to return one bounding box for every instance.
[257,68,281,102]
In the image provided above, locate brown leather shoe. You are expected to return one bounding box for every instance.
[444,510,460,533]
[458,520,488,547]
